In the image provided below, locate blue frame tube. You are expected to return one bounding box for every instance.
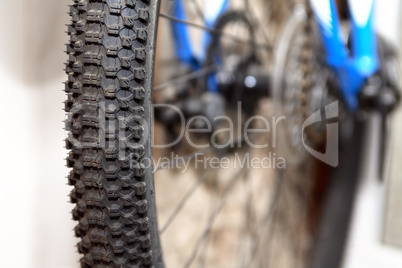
[310,0,378,109]
[171,0,199,70]
[170,0,229,93]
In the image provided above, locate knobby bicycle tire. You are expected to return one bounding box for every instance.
[65,0,163,267]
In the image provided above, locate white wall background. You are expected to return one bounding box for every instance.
[342,1,402,268]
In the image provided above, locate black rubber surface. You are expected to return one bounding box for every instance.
[308,116,366,268]
[65,0,163,267]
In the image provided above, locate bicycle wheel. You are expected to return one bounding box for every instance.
[270,4,342,268]
[64,0,292,267]
[272,3,401,268]
[308,35,401,268]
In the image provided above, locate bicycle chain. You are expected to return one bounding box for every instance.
[283,5,329,151]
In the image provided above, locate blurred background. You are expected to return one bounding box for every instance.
[0,0,401,267]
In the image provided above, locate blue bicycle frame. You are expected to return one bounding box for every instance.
[310,0,379,109]
[170,0,230,93]
[171,0,379,110]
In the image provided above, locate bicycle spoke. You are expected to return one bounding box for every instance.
[153,132,263,173]
[197,168,222,268]
[235,167,254,267]
[158,136,243,234]
[153,64,217,92]
[197,144,230,267]
[243,0,272,47]
[153,147,216,173]
[261,206,280,268]
[159,12,272,51]
[190,0,207,24]
[154,1,279,266]
[181,132,265,267]
[184,164,247,268]
[156,134,262,236]
[159,167,214,234]
[198,234,212,268]
[246,170,284,268]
